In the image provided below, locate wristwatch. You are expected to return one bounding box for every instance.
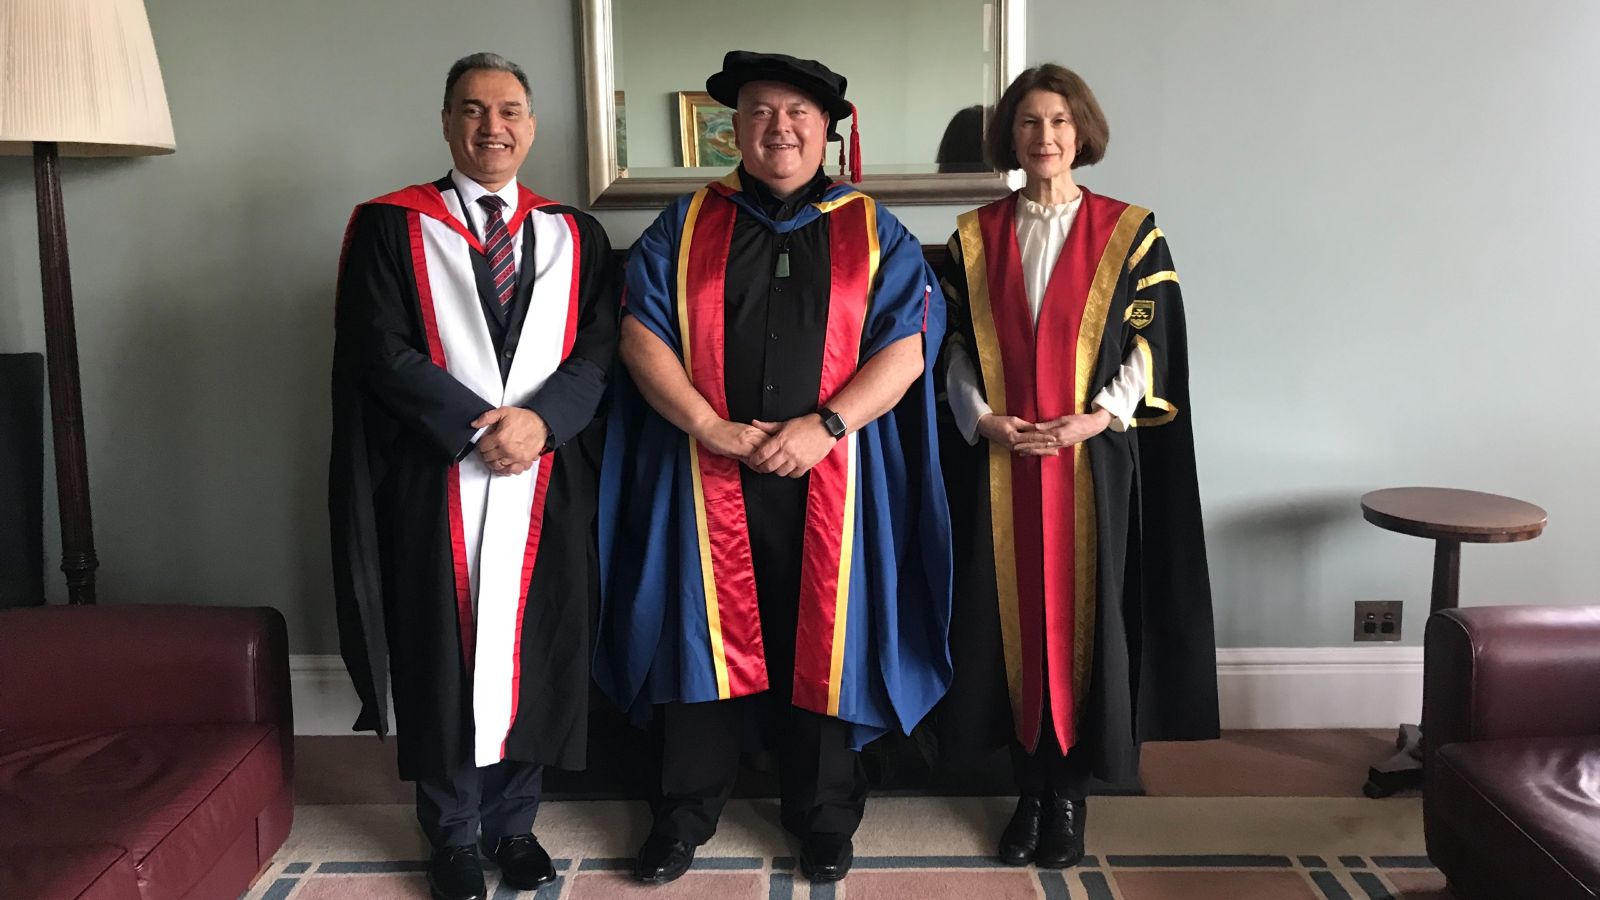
[817,406,847,440]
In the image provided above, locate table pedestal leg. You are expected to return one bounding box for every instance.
[1432,539,1461,615]
[1363,724,1423,798]
[1363,539,1460,798]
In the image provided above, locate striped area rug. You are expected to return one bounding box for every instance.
[247,796,1448,899]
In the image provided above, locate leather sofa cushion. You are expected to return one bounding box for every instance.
[1435,736,1600,898]
[0,843,139,900]
[0,723,283,899]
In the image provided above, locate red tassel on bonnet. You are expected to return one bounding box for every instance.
[849,103,861,183]
[837,103,863,184]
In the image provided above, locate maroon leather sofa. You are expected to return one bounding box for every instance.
[1423,605,1600,900]
[0,605,293,899]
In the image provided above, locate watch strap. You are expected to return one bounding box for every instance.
[818,406,847,440]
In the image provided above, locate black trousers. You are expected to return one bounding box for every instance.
[1011,682,1092,800]
[650,470,867,845]
[415,759,543,849]
[652,695,867,844]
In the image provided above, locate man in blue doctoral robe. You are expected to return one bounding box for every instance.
[595,51,953,886]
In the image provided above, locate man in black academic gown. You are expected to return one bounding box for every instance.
[330,52,617,900]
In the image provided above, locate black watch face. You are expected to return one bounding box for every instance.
[824,413,846,439]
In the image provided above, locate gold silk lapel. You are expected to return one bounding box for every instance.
[957,209,1026,727]
[1070,204,1151,708]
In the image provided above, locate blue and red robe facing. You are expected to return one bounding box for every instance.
[596,173,953,749]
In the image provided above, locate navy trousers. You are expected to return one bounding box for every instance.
[415,759,543,849]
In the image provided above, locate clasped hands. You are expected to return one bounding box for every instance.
[473,407,549,476]
[696,414,838,477]
[976,409,1112,456]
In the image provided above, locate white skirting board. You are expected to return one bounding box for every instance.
[288,646,1424,736]
[1211,646,1423,729]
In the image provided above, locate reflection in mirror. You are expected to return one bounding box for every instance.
[582,0,1023,207]
[615,0,995,177]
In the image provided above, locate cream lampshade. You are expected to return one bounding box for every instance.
[0,0,175,156]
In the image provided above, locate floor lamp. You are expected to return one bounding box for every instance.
[0,0,175,604]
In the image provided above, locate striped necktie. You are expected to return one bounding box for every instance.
[477,195,517,308]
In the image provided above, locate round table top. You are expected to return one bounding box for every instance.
[1361,487,1547,543]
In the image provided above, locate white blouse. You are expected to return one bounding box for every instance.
[945,193,1149,444]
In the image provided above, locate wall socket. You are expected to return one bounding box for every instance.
[1353,600,1403,642]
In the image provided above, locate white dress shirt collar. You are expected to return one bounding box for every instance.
[1017,192,1083,220]
[446,170,526,275]
[449,170,520,228]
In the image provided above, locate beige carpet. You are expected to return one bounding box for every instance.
[247,796,1447,899]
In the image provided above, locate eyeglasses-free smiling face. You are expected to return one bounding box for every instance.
[1012,88,1079,183]
[734,81,828,196]
[442,69,537,191]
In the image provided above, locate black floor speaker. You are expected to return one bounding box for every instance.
[0,352,45,607]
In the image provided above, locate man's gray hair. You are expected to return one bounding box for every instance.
[443,52,532,110]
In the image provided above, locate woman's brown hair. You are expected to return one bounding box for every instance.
[985,64,1109,171]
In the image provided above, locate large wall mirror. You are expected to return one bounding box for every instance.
[580,0,1025,208]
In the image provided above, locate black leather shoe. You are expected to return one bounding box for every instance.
[997,794,1043,865]
[1034,795,1086,869]
[634,833,695,884]
[799,833,854,882]
[491,834,556,891]
[427,845,486,900]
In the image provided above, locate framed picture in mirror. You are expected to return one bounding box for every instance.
[676,91,740,167]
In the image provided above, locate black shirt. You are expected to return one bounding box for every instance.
[724,166,836,425]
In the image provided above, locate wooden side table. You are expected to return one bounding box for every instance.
[1359,487,1547,798]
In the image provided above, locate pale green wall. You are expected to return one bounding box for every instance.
[1036,0,1600,645]
[2,0,1596,655]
